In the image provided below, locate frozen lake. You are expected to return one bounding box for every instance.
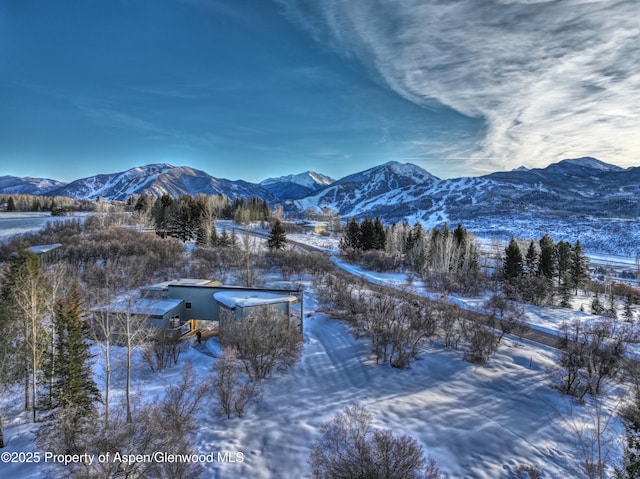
[0,212,88,240]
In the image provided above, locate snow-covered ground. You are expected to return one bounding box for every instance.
[0,225,632,478]
[326,241,639,339]
[286,232,340,253]
[2,282,624,478]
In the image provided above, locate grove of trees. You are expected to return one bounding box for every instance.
[340,219,481,294]
[1,194,95,214]
[502,235,589,305]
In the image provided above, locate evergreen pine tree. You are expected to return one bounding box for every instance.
[539,233,556,280]
[617,390,640,478]
[607,290,618,319]
[555,240,572,284]
[525,240,538,275]
[569,240,589,294]
[360,217,375,251]
[52,285,100,414]
[218,227,230,248]
[209,223,218,247]
[372,217,386,251]
[260,199,270,221]
[453,223,467,247]
[404,223,427,275]
[404,222,424,254]
[7,196,16,212]
[133,194,149,213]
[452,223,471,269]
[267,220,287,250]
[591,292,605,315]
[152,194,174,237]
[503,238,524,281]
[559,273,573,308]
[230,228,238,248]
[624,295,635,322]
[340,218,361,252]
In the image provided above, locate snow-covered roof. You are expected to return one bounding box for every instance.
[144,278,221,290]
[26,243,62,254]
[170,278,217,286]
[95,298,183,317]
[214,291,297,309]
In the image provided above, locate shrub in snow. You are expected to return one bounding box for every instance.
[219,305,303,381]
[463,321,498,365]
[514,463,542,479]
[141,331,188,372]
[211,348,262,419]
[552,319,626,400]
[309,403,442,479]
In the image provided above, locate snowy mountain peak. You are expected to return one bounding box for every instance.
[306,171,334,187]
[537,157,625,177]
[260,171,333,189]
[557,157,624,172]
[46,164,273,201]
[259,171,334,200]
[132,163,175,173]
[384,161,440,182]
[336,161,438,186]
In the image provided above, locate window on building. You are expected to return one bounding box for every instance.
[185,302,192,310]
[169,315,181,328]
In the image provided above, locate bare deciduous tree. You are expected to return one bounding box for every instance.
[220,305,302,381]
[554,319,626,400]
[211,348,262,418]
[142,331,187,372]
[484,294,528,344]
[121,301,152,424]
[514,463,542,479]
[438,305,462,350]
[10,251,50,422]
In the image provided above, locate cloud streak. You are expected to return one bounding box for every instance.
[278,0,640,171]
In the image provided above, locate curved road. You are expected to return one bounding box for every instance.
[248,227,565,351]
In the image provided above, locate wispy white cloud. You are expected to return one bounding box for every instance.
[277,0,640,171]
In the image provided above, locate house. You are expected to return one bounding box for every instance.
[93,297,187,341]
[213,289,301,335]
[12,243,63,265]
[95,279,303,341]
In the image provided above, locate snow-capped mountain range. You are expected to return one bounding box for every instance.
[260,171,334,200]
[2,164,275,202]
[1,157,638,254]
[0,176,66,196]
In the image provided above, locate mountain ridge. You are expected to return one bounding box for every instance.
[2,157,638,255]
[260,171,334,200]
[44,164,275,202]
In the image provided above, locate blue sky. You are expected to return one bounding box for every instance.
[1,0,638,183]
